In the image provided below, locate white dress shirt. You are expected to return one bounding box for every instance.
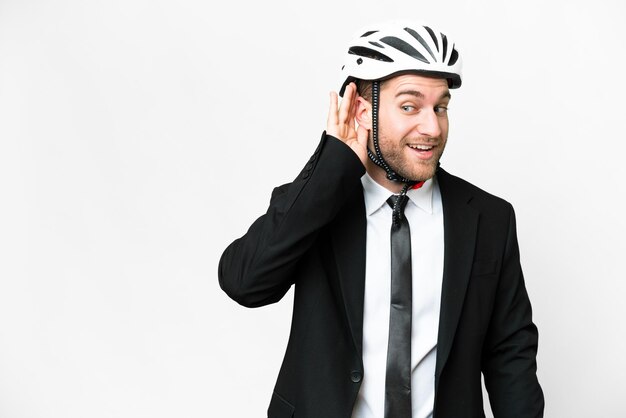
[352,173,444,418]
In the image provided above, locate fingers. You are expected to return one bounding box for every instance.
[349,83,360,129]
[348,87,358,131]
[327,82,359,141]
[338,83,357,125]
[327,91,338,127]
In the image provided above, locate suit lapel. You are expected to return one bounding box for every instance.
[329,187,367,357]
[435,168,479,381]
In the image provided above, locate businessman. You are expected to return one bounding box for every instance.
[219,21,544,418]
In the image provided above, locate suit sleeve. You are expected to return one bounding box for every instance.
[218,133,365,308]
[482,204,545,417]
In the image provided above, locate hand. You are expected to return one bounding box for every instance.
[327,82,369,166]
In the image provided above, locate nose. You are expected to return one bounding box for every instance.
[417,108,442,138]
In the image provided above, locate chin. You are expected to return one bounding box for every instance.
[402,163,438,182]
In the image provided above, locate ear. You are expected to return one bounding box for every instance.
[355,96,372,130]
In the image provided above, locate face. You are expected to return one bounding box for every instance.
[370,74,451,184]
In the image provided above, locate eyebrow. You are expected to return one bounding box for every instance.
[396,90,452,100]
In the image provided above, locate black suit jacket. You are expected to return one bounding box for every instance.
[219,133,544,418]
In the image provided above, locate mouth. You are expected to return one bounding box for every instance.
[407,144,436,160]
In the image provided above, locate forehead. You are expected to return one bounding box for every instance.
[382,74,450,97]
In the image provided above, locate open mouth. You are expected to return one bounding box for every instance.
[407,144,436,159]
[408,144,434,151]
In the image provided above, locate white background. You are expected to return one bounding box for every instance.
[1,0,625,417]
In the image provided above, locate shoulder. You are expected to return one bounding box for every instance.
[437,167,514,214]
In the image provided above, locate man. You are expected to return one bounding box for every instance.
[218,21,544,418]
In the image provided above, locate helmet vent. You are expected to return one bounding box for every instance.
[348,46,394,62]
[448,48,459,66]
[424,26,439,50]
[441,34,448,61]
[404,27,437,62]
[361,30,379,37]
[380,36,429,64]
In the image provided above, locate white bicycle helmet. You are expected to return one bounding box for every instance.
[338,21,462,96]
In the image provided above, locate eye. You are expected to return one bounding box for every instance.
[434,105,448,114]
[401,105,416,112]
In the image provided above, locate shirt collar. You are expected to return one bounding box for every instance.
[361,172,434,216]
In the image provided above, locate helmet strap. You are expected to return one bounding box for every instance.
[367,80,417,185]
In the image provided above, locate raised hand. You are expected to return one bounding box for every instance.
[327,82,369,166]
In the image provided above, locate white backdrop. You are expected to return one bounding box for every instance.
[1,0,625,417]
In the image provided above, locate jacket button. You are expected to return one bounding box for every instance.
[350,370,362,383]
